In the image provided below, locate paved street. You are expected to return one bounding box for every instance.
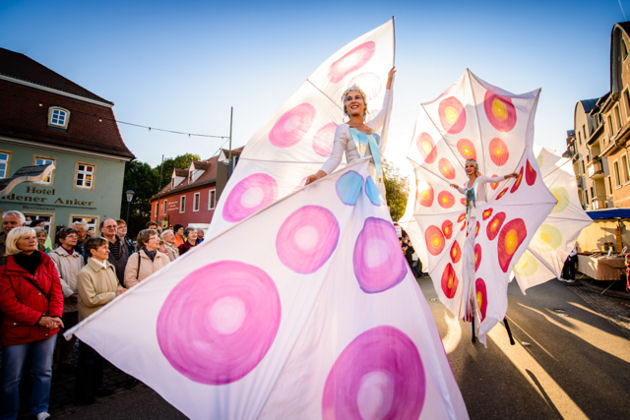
[46,277,629,419]
[425,277,630,420]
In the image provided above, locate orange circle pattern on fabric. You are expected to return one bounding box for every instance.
[438,96,466,134]
[484,91,517,132]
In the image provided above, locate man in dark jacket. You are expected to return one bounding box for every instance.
[99,218,128,286]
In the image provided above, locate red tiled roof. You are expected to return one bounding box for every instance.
[222,147,244,156]
[0,48,111,104]
[192,160,210,170]
[152,155,220,200]
[0,80,134,159]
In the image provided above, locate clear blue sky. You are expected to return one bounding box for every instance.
[1,0,628,168]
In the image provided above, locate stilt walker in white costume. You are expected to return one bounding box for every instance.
[449,159,517,325]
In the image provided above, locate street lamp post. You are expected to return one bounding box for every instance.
[125,189,135,223]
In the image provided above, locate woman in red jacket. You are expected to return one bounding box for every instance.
[0,226,64,420]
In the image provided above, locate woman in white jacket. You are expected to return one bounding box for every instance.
[449,159,517,319]
[305,67,395,186]
[49,227,84,369]
[124,229,169,288]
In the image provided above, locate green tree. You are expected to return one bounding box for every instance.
[383,159,408,222]
[154,153,201,190]
[120,153,202,237]
[120,160,159,237]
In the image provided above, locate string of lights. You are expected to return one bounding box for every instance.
[115,119,230,139]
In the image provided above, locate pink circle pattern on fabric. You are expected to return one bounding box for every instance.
[322,325,426,420]
[156,260,281,385]
[328,41,376,83]
[313,122,338,157]
[222,173,278,222]
[353,217,407,293]
[269,103,316,148]
[276,206,340,274]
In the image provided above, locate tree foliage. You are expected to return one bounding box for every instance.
[154,153,201,190]
[119,153,200,237]
[383,159,409,222]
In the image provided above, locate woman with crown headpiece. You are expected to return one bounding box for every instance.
[449,159,517,319]
[306,67,396,188]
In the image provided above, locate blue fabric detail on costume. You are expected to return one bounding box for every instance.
[465,179,477,214]
[336,170,363,206]
[349,127,383,180]
[365,176,382,206]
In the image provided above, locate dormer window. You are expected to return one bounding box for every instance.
[48,106,70,129]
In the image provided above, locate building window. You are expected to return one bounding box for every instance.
[208,189,216,210]
[33,156,55,185]
[70,215,99,236]
[581,160,585,174]
[163,199,167,215]
[48,106,70,129]
[24,213,54,237]
[625,90,630,117]
[179,196,186,213]
[615,106,622,132]
[0,151,10,178]
[623,38,629,61]
[582,124,587,141]
[608,176,613,194]
[578,132,581,145]
[75,162,95,189]
[623,155,630,183]
[608,115,614,135]
[614,160,621,186]
[193,192,200,212]
[590,186,594,200]
[155,201,159,218]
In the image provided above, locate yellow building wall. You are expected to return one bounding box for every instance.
[577,219,630,252]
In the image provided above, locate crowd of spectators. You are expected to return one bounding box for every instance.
[0,210,206,419]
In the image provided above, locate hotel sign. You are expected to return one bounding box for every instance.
[0,186,95,208]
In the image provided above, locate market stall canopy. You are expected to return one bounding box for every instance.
[586,208,630,219]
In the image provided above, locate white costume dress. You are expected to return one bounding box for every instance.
[455,175,505,319]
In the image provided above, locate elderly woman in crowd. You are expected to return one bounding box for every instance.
[159,229,179,261]
[49,227,84,370]
[177,227,198,256]
[124,229,170,288]
[76,237,126,405]
[0,226,64,420]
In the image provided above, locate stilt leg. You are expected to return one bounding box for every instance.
[503,318,515,345]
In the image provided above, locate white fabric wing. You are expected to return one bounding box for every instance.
[406,70,557,344]
[67,159,468,420]
[512,148,592,291]
[208,19,394,237]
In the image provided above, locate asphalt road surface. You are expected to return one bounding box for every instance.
[52,278,630,419]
